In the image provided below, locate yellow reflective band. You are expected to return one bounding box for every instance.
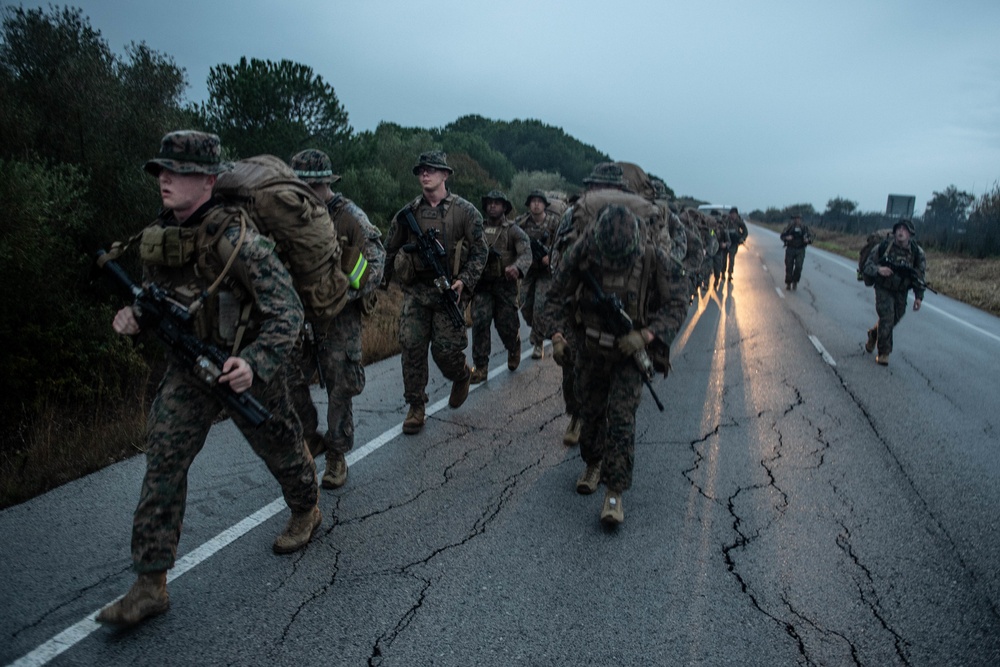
[348,254,368,289]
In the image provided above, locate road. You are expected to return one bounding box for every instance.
[3,224,1000,666]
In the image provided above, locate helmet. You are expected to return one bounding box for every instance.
[144,130,233,176]
[892,218,916,235]
[289,149,341,184]
[593,204,640,267]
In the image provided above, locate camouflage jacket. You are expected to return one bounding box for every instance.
[863,238,927,299]
[514,210,561,275]
[327,193,386,301]
[479,218,532,286]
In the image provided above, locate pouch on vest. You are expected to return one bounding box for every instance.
[393,251,417,286]
[139,225,196,267]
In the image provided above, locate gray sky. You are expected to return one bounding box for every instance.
[6,0,999,215]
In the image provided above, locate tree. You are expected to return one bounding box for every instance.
[201,57,351,160]
[966,184,1000,257]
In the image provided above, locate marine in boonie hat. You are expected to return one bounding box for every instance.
[144,130,233,176]
[289,149,342,185]
[481,189,513,215]
[524,189,550,207]
[583,162,625,187]
[412,150,454,175]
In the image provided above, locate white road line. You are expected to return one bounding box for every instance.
[776,287,785,299]
[8,341,547,667]
[808,335,837,367]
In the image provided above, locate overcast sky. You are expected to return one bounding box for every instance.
[5,0,999,215]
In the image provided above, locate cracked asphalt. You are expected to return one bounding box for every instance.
[3,225,1000,666]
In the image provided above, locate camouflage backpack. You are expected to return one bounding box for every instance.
[857,228,892,286]
[214,155,349,323]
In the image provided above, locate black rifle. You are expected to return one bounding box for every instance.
[530,238,550,264]
[303,321,326,389]
[880,257,938,295]
[399,208,465,329]
[96,250,272,427]
[580,271,665,412]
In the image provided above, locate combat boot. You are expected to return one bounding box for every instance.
[876,353,889,366]
[508,347,521,371]
[470,366,488,384]
[273,505,322,554]
[575,461,601,495]
[449,364,472,408]
[600,490,624,525]
[563,415,582,446]
[96,571,169,627]
[322,452,348,489]
[865,328,877,354]
[785,282,791,291]
[531,343,544,360]
[403,404,425,434]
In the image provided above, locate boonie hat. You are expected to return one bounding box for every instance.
[144,130,232,176]
[583,162,624,187]
[290,149,341,185]
[481,189,513,214]
[892,218,916,235]
[524,189,550,207]
[412,150,454,175]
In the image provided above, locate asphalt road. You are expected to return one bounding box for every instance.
[3,224,1000,666]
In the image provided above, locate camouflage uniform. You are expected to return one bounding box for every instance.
[288,150,386,486]
[384,152,487,410]
[470,191,531,377]
[514,190,561,349]
[131,133,317,573]
[720,208,748,281]
[780,215,812,288]
[862,220,927,360]
[709,212,728,286]
[548,205,688,516]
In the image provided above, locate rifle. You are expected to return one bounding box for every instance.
[579,271,665,412]
[96,250,273,427]
[880,257,938,295]
[399,208,465,328]
[303,321,326,389]
[530,238,550,264]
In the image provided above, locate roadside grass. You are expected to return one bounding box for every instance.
[0,285,404,510]
[758,223,1000,317]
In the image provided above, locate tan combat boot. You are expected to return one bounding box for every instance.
[508,347,521,371]
[600,490,624,525]
[531,343,544,360]
[322,452,348,489]
[469,366,488,384]
[273,505,322,554]
[403,404,425,434]
[563,415,582,446]
[96,571,170,627]
[575,461,601,495]
[449,365,472,408]
[876,353,889,366]
[865,328,877,354]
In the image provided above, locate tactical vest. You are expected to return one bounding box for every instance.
[875,239,922,292]
[396,194,471,283]
[573,245,653,358]
[785,225,809,249]
[138,205,260,353]
[481,221,516,282]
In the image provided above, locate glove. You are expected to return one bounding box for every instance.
[551,334,568,367]
[617,329,649,356]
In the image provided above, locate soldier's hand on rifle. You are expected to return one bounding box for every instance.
[617,329,652,356]
[551,332,568,367]
[913,298,922,312]
[112,306,141,335]
[877,266,893,277]
[219,357,253,393]
[504,265,520,281]
[451,279,465,300]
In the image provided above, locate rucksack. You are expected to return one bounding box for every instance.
[214,155,349,323]
[857,229,892,286]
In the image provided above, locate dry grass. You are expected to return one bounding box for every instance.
[758,223,1000,316]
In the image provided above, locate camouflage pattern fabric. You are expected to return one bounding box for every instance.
[134,362,315,572]
[785,247,806,284]
[289,148,341,184]
[131,205,314,572]
[515,209,561,346]
[289,194,384,456]
[470,279,521,369]
[144,130,233,176]
[871,287,909,356]
[863,238,927,355]
[399,283,472,406]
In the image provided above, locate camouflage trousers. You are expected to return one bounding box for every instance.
[574,342,644,493]
[711,249,727,280]
[872,287,909,355]
[471,278,521,369]
[784,247,806,284]
[399,283,471,407]
[520,271,552,346]
[558,328,582,417]
[722,245,739,277]
[132,361,317,573]
[289,303,366,457]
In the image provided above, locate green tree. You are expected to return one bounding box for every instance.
[201,57,351,160]
[966,184,1000,257]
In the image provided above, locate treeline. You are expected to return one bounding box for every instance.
[0,5,616,497]
[750,186,1000,257]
